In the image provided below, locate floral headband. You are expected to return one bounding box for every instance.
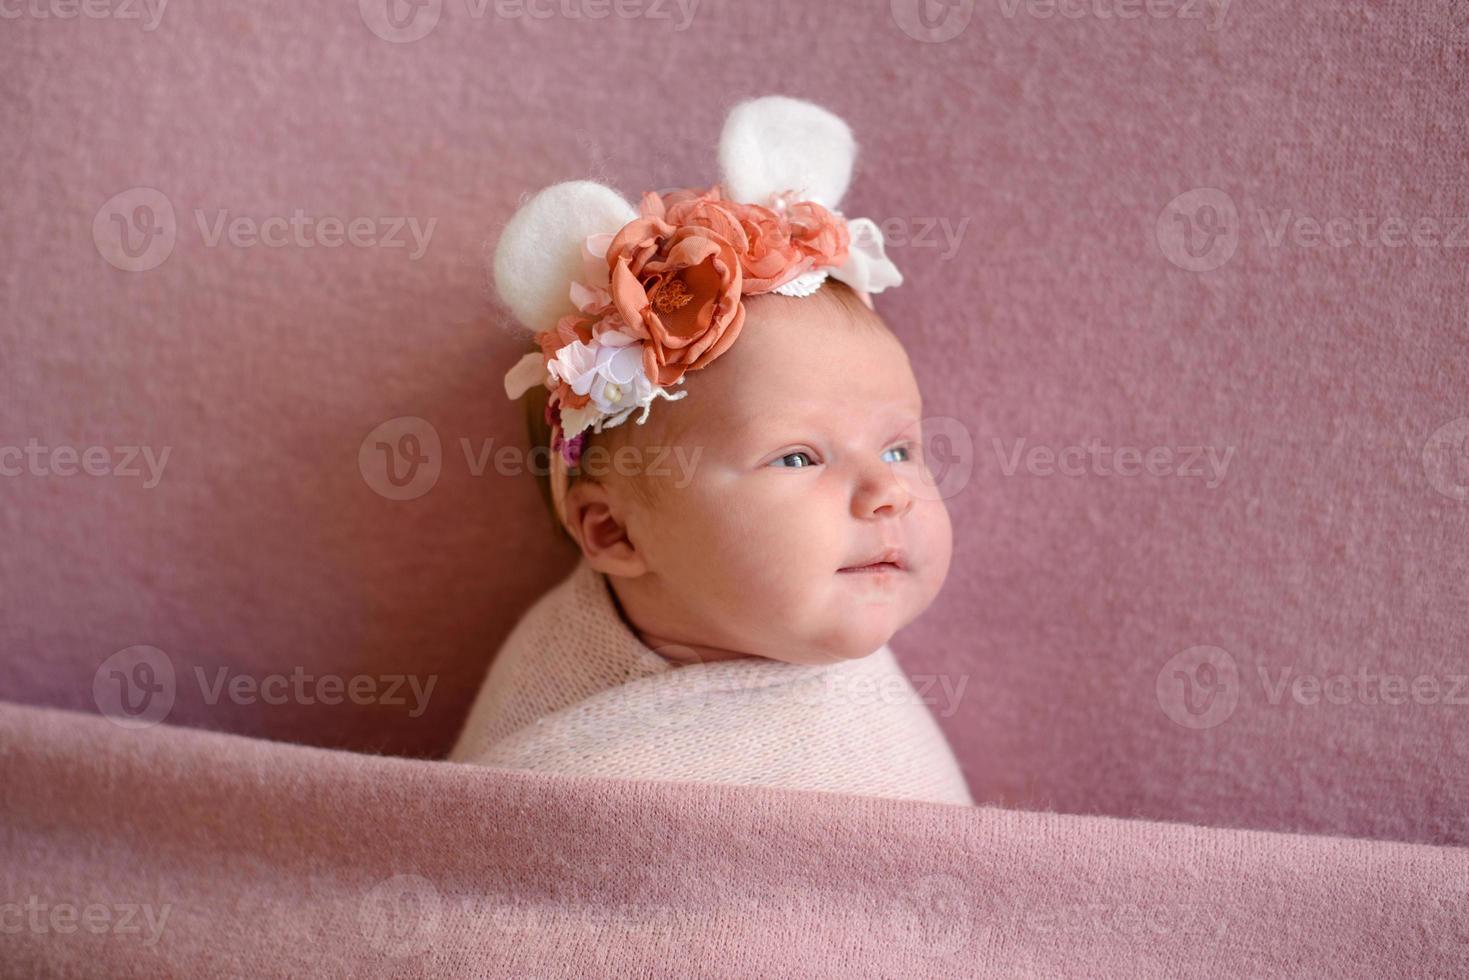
[494,96,903,531]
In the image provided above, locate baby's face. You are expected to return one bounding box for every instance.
[597,286,953,666]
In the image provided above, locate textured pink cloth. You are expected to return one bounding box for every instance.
[5,4,1467,976]
[1,0,1465,901]
[2,699,1466,978]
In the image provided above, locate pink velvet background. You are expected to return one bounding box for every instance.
[3,1,1465,845]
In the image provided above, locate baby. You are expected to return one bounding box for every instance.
[449,96,971,806]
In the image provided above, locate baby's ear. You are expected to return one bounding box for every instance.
[492,181,637,333]
[718,95,857,211]
[561,478,647,578]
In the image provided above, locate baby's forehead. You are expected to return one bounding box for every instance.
[713,351,921,416]
[709,298,918,401]
[678,319,922,440]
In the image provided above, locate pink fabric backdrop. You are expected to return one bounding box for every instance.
[3,0,1465,845]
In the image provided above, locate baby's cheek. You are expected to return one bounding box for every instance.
[666,484,781,574]
[913,499,954,602]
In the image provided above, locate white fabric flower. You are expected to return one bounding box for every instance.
[503,351,547,400]
[830,216,903,295]
[558,401,603,441]
[546,331,657,421]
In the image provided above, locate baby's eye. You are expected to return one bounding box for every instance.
[882,443,914,463]
[770,451,817,468]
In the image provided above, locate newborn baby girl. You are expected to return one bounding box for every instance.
[449,96,971,806]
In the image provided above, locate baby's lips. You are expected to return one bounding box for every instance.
[838,547,909,573]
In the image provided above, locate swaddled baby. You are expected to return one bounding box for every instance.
[449,96,971,806]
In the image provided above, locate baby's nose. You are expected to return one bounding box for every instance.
[852,464,914,520]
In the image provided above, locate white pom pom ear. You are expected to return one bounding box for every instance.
[493,180,637,332]
[718,96,856,211]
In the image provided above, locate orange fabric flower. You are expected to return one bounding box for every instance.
[729,201,812,293]
[603,214,675,280]
[784,199,850,268]
[508,168,901,459]
[607,224,746,387]
[664,191,748,250]
[659,186,849,290]
[639,185,727,223]
[644,186,797,293]
[591,184,850,389]
[538,312,596,409]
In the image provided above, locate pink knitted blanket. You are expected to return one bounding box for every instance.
[449,558,973,806]
[1,699,1464,977]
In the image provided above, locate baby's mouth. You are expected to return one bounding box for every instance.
[838,549,908,574]
[838,562,903,575]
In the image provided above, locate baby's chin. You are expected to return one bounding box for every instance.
[752,592,917,666]
[641,553,942,666]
